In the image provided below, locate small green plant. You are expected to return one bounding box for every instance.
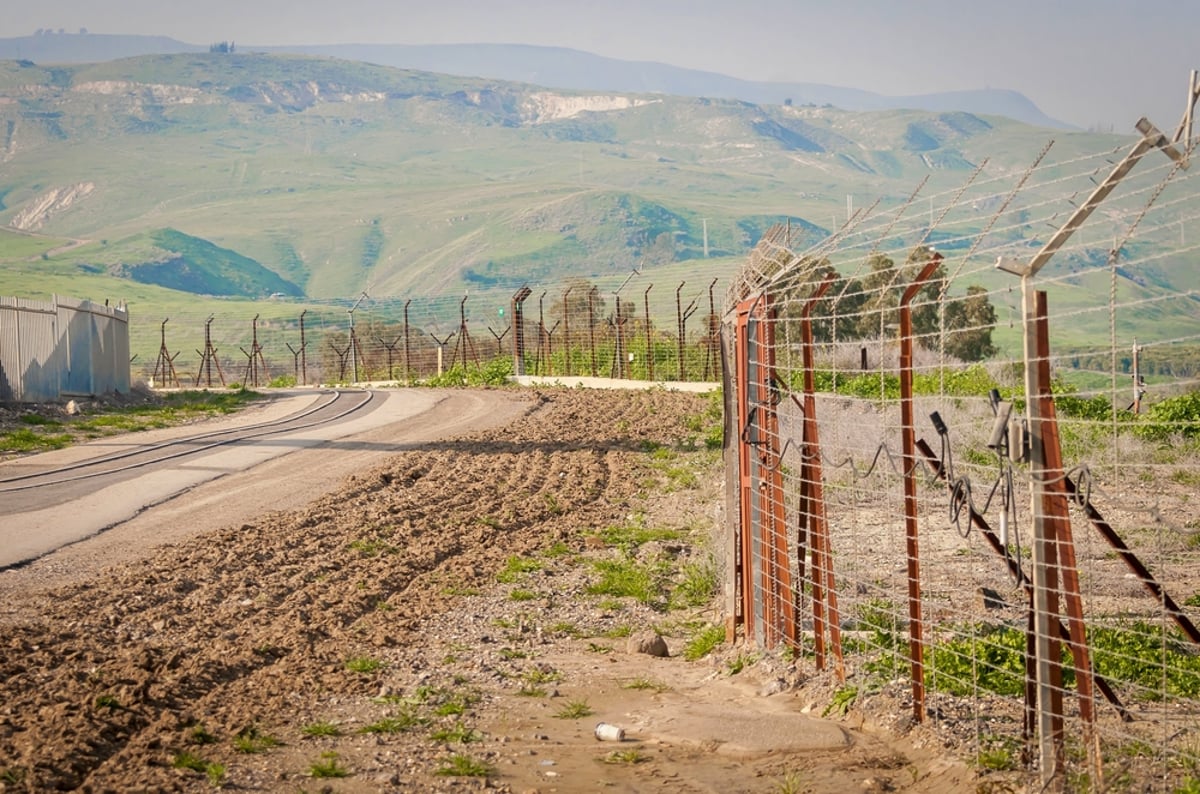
[587,642,613,654]
[543,492,564,514]
[308,751,350,778]
[172,749,227,785]
[434,753,493,777]
[773,770,806,794]
[523,667,562,685]
[430,721,481,743]
[977,747,1018,772]
[603,624,634,638]
[822,686,858,717]
[682,624,725,661]
[602,749,647,764]
[94,694,121,710]
[726,652,757,675]
[360,708,428,734]
[509,588,538,601]
[171,751,209,772]
[348,538,398,557]
[623,677,670,693]
[301,721,341,737]
[496,555,542,583]
[345,656,384,674]
[554,699,594,719]
[205,762,226,787]
[232,725,280,754]
[0,767,27,785]
[189,725,218,744]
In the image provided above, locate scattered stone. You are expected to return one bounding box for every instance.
[626,630,669,657]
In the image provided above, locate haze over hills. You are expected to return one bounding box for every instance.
[0,31,1071,129]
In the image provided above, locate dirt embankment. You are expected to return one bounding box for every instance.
[0,388,971,793]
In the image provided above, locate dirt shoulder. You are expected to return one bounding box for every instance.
[0,387,972,793]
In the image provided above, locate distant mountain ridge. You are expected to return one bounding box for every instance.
[0,32,1071,129]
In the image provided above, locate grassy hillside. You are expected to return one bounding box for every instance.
[0,52,1195,369]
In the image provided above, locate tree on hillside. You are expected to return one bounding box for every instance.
[943,285,998,362]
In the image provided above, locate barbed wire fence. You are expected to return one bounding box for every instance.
[721,80,1200,791]
[127,262,733,389]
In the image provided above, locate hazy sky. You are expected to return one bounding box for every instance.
[3,0,1197,129]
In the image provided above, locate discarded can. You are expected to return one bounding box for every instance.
[594,722,625,742]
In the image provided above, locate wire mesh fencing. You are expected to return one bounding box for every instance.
[721,116,1200,790]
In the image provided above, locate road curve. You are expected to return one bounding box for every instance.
[0,388,532,578]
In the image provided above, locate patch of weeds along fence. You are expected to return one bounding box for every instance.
[682,624,726,661]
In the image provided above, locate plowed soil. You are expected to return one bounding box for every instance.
[0,388,971,793]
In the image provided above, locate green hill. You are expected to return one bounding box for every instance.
[0,51,1194,363]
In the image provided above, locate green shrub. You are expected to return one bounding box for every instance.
[1137,391,1200,441]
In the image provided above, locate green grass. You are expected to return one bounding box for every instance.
[360,707,429,734]
[170,751,225,784]
[623,677,670,693]
[587,557,670,607]
[434,753,493,777]
[496,555,543,583]
[682,624,726,661]
[429,721,482,743]
[0,428,73,454]
[231,725,280,754]
[308,751,350,778]
[554,699,594,719]
[345,656,384,674]
[670,558,718,609]
[301,721,341,737]
[0,389,264,457]
[590,520,683,554]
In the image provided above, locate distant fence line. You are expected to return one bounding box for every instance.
[0,295,130,403]
[128,274,729,388]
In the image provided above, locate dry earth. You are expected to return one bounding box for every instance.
[0,387,974,793]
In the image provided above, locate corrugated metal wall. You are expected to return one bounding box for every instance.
[0,295,129,402]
